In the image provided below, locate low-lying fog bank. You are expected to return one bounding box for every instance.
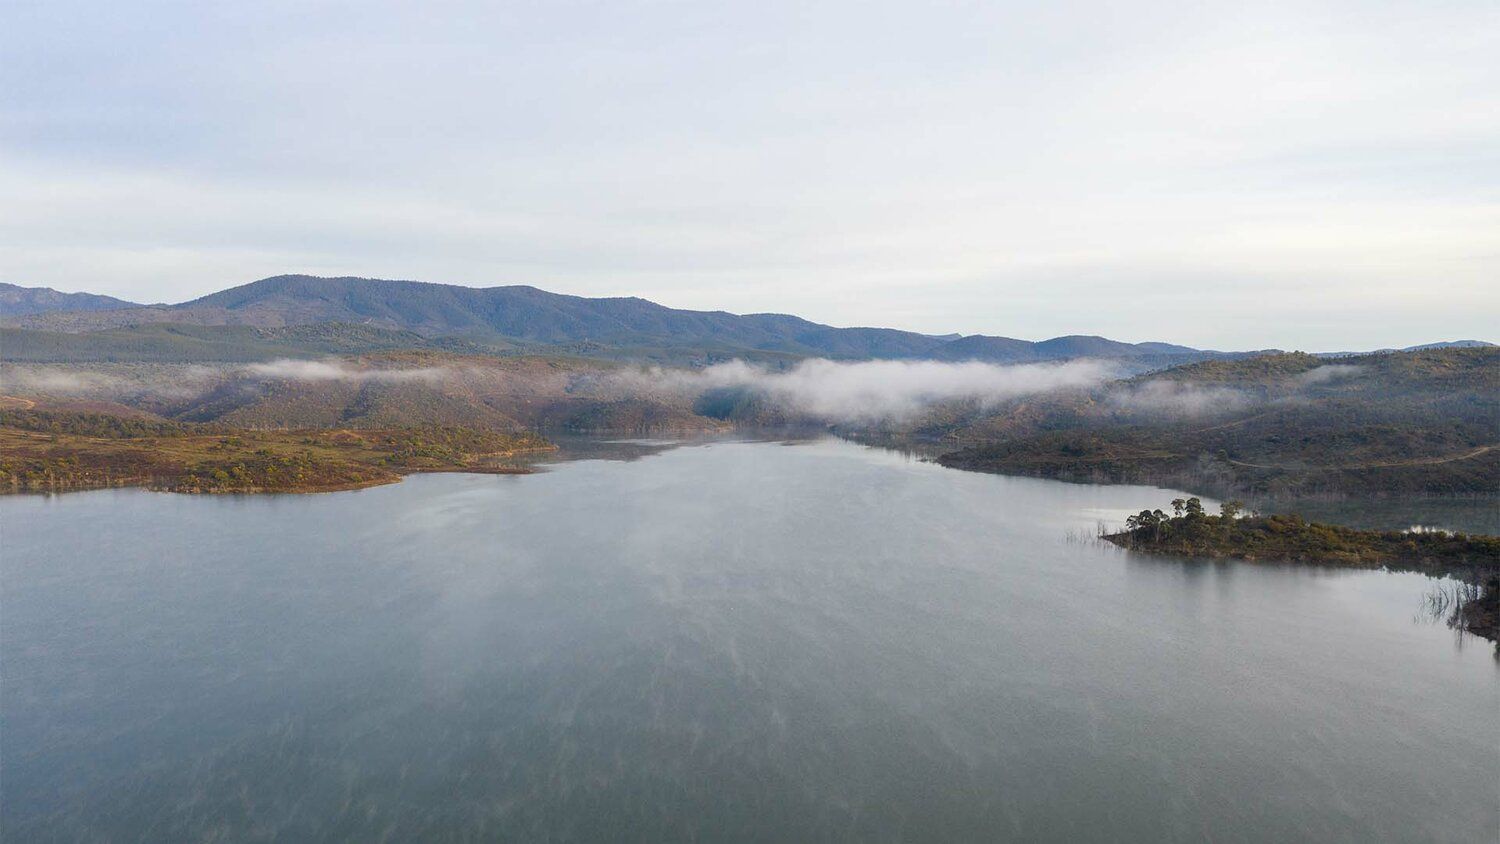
[0,356,1130,431]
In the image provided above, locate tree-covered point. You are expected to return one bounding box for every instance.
[365,426,553,468]
[178,450,393,493]
[1107,498,1500,642]
[0,422,555,494]
[1109,498,1499,571]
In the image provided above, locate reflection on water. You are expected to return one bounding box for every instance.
[1416,579,1485,632]
[534,430,829,466]
[534,432,694,463]
[2,437,1496,841]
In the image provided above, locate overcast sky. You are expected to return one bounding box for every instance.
[2,0,1496,348]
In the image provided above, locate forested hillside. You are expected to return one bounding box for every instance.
[932,348,1499,498]
[0,353,729,436]
[2,275,1245,365]
[3,275,1495,502]
[0,283,143,317]
[0,414,553,494]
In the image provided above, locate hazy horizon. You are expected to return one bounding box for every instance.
[3,1,1497,349]
[5,272,1493,351]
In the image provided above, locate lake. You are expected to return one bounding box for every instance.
[2,436,1496,841]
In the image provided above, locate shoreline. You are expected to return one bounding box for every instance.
[0,460,549,497]
[1103,507,1500,642]
[0,421,557,496]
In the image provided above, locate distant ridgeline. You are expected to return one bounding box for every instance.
[0,283,143,317]
[0,275,1494,502]
[0,275,1265,365]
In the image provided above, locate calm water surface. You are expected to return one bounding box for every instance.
[2,437,1496,841]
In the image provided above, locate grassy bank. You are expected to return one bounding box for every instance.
[0,410,553,494]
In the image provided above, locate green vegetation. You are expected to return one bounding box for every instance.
[934,348,1499,499]
[5,273,1242,364]
[0,411,553,494]
[938,425,1498,497]
[1146,351,1327,382]
[368,427,553,469]
[0,281,141,317]
[0,408,207,438]
[1106,498,1500,641]
[0,322,506,363]
[1110,497,1498,569]
[178,449,391,493]
[0,353,729,434]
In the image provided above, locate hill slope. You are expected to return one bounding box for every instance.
[0,323,508,363]
[0,283,144,317]
[929,347,1500,499]
[4,274,1229,364]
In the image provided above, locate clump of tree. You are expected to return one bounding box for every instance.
[1109,499,1500,642]
[0,409,208,439]
[0,443,177,492]
[1,416,553,495]
[370,426,552,468]
[1124,497,1243,538]
[1110,499,1498,571]
[179,450,391,492]
[936,347,1500,499]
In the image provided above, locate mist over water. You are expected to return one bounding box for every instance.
[2,357,1122,423]
[605,357,1119,421]
[0,352,1464,431]
[3,437,1495,841]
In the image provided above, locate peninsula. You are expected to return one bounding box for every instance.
[0,410,553,494]
[1105,498,1500,641]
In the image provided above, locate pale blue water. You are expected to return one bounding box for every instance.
[2,437,1496,841]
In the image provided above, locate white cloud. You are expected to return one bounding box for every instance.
[0,368,122,395]
[0,364,222,399]
[239,360,450,383]
[1107,381,1254,418]
[611,358,1118,422]
[1294,364,1365,386]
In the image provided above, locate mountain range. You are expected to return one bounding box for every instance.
[1,275,1489,365]
[0,283,145,317]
